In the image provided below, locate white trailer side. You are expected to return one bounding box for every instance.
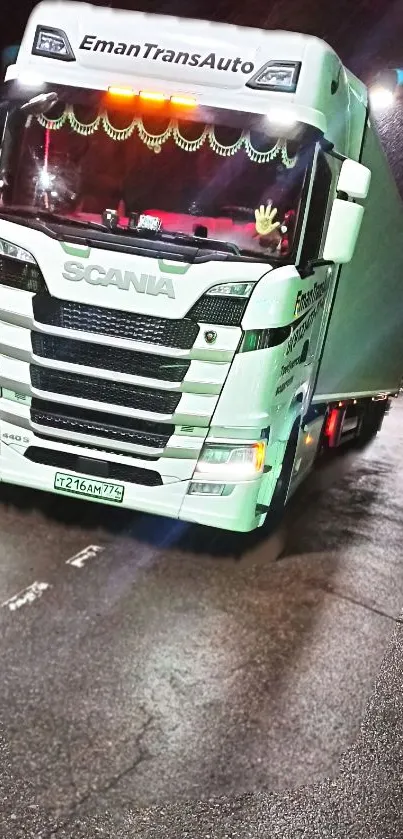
[314,119,403,400]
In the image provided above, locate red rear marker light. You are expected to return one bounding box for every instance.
[325,408,339,439]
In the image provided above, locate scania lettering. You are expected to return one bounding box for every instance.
[0,1,402,532]
[62,261,175,297]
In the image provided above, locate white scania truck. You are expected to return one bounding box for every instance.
[0,1,402,532]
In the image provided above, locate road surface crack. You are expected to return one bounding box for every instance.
[314,583,399,622]
[44,712,155,838]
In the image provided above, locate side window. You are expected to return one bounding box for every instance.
[298,151,333,266]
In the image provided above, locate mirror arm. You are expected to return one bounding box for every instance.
[298,258,333,279]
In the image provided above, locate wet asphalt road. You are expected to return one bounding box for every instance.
[1,398,403,838]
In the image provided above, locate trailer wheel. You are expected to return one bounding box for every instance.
[357,400,388,447]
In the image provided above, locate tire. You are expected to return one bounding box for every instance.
[356,400,388,448]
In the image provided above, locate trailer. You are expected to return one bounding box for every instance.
[0,1,402,531]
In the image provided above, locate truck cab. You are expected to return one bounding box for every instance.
[0,1,398,532]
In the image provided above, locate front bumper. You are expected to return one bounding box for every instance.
[0,421,263,531]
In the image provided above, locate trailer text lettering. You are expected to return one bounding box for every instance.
[294,279,328,317]
[285,305,319,356]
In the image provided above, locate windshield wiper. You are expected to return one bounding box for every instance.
[153,230,241,256]
[237,247,274,262]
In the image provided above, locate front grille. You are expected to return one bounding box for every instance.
[188,294,247,326]
[31,399,174,448]
[31,332,190,383]
[33,295,199,350]
[24,446,163,486]
[30,365,181,414]
[34,433,159,460]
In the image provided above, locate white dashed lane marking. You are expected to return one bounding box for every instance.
[66,544,105,569]
[1,545,105,614]
[2,581,51,611]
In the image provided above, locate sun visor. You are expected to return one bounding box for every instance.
[21,4,307,91]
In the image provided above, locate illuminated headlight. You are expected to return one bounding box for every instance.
[0,238,46,293]
[33,26,75,62]
[205,282,255,298]
[247,61,301,92]
[195,441,266,479]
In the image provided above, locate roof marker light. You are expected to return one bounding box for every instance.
[108,86,136,98]
[139,91,166,103]
[170,95,197,108]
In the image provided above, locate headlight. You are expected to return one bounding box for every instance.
[247,61,301,92]
[0,238,47,293]
[188,281,255,326]
[195,441,266,479]
[205,282,255,298]
[0,238,36,263]
[32,26,75,62]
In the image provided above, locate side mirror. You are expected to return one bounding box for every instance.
[322,199,364,264]
[337,159,371,200]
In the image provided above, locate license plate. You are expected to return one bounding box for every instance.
[54,472,124,503]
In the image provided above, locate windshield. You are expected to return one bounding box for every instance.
[0,99,314,260]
